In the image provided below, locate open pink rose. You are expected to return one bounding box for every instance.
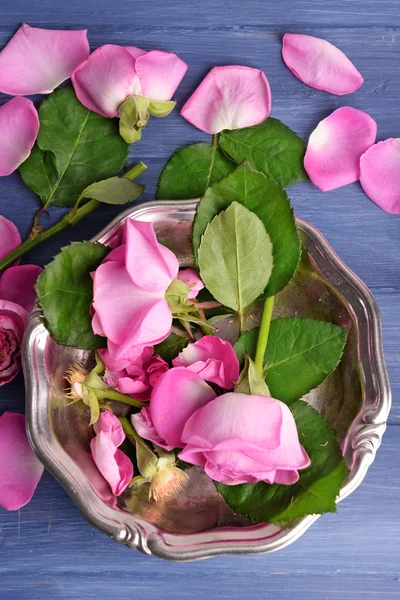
[131,367,217,450]
[0,412,44,510]
[177,268,204,299]
[179,393,310,486]
[99,345,168,400]
[90,410,133,496]
[92,219,179,360]
[172,336,239,389]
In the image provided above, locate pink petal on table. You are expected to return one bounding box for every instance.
[177,268,204,299]
[359,138,400,214]
[0,264,42,312]
[0,216,21,260]
[135,50,188,101]
[125,46,148,59]
[181,65,271,135]
[0,97,39,176]
[304,107,377,191]
[282,33,364,95]
[0,24,90,95]
[72,45,141,118]
[0,412,44,510]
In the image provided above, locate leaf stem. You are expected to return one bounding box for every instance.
[212,134,218,149]
[254,295,275,376]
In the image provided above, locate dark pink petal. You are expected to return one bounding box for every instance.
[0,299,28,385]
[0,97,39,176]
[282,33,364,95]
[359,138,400,214]
[0,412,44,510]
[0,24,90,95]
[0,264,42,312]
[0,216,21,260]
[181,65,271,134]
[135,50,188,101]
[72,45,140,118]
[304,107,377,191]
[177,268,204,299]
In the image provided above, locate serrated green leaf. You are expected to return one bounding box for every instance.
[216,401,348,523]
[156,142,235,200]
[234,328,259,364]
[198,202,273,315]
[37,242,109,349]
[19,87,129,207]
[154,333,189,364]
[79,177,144,205]
[219,118,308,187]
[193,162,300,295]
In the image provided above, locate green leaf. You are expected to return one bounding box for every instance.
[193,162,300,295]
[79,177,144,205]
[156,142,235,200]
[19,87,129,207]
[219,118,308,187]
[234,328,259,365]
[216,401,348,523]
[37,242,109,349]
[154,333,189,364]
[198,202,273,314]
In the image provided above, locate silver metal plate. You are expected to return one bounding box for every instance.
[23,200,391,561]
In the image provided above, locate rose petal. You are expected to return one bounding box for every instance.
[181,65,271,135]
[177,268,204,299]
[304,107,377,191]
[93,410,125,448]
[359,138,400,214]
[0,24,90,95]
[0,264,42,312]
[72,45,140,118]
[0,412,44,510]
[125,46,148,59]
[131,407,173,451]
[282,33,364,95]
[0,97,39,176]
[0,216,21,260]
[90,432,133,496]
[135,50,188,101]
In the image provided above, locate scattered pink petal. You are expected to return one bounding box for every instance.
[72,45,141,118]
[359,138,400,214]
[0,216,21,260]
[180,65,271,134]
[0,24,90,95]
[282,33,364,95]
[0,97,39,176]
[177,268,204,299]
[0,264,42,312]
[135,50,188,101]
[304,107,377,191]
[0,412,44,510]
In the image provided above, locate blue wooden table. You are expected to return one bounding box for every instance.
[0,1,399,598]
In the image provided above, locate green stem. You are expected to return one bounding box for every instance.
[119,417,155,453]
[212,134,218,149]
[0,162,147,272]
[95,388,147,408]
[254,295,275,376]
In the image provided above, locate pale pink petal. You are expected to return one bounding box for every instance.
[72,45,141,118]
[0,412,44,510]
[0,216,21,260]
[0,264,42,312]
[0,24,90,95]
[125,46,148,59]
[177,268,204,299]
[90,432,133,496]
[93,410,125,447]
[359,138,400,214]
[135,50,188,101]
[131,407,174,451]
[0,97,39,176]
[282,33,364,95]
[304,107,377,191]
[180,65,271,135]
[273,469,300,485]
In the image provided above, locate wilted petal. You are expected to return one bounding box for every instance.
[72,45,141,118]
[304,107,377,191]
[0,412,44,510]
[0,264,42,312]
[0,216,21,260]
[135,50,188,101]
[282,33,364,95]
[0,24,90,95]
[181,65,271,135]
[0,97,39,176]
[177,268,204,299]
[360,138,400,214]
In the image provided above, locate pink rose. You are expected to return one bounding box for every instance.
[172,335,239,389]
[179,393,311,486]
[99,345,168,400]
[92,219,179,360]
[177,268,204,300]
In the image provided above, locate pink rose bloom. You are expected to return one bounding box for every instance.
[90,410,133,496]
[172,335,239,389]
[92,219,179,360]
[177,268,204,299]
[99,345,168,400]
[132,367,217,450]
[179,393,311,486]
